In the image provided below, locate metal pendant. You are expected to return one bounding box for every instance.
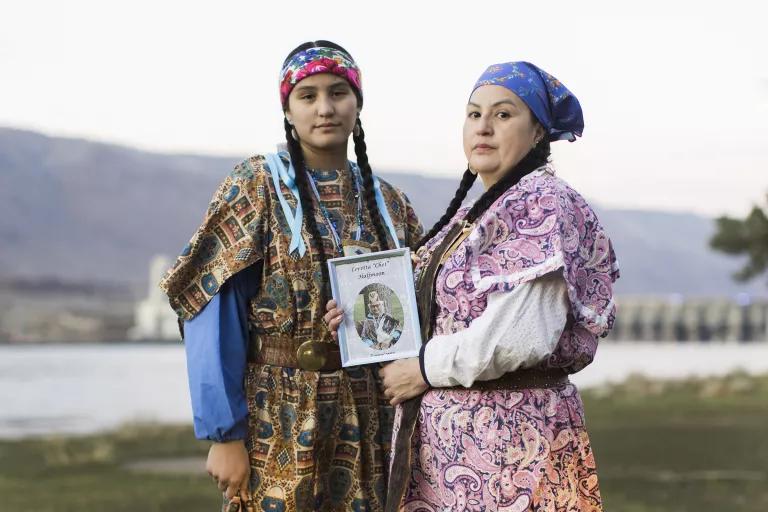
[296,340,328,371]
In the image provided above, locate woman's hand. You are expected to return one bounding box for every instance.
[324,300,344,341]
[379,357,429,405]
[206,439,251,500]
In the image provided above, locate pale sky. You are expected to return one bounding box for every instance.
[2,0,766,217]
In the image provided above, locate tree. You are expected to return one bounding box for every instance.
[710,196,768,282]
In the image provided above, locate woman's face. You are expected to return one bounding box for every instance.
[463,85,544,188]
[285,73,360,153]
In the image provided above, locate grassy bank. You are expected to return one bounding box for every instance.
[585,372,768,512]
[1,373,766,511]
[0,423,215,511]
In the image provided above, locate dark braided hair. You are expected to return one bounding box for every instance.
[353,120,390,251]
[283,118,330,297]
[284,41,389,251]
[281,40,386,308]
[415,138,551,250]
[417,168,477,248]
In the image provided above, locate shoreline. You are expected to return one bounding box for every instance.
[1,373,766,512]
[2,370,766,441]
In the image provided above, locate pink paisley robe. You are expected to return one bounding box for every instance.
[394,166,619,512]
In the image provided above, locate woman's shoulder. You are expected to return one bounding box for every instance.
[371,175,416,213]
[512,165,566,194]
[199,154,277,218]
[228,154,270,182]
[374,175,403,197]
[499,165,596,214]
[209,154,281,201]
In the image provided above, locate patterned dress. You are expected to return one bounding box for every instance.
[394,166,619,512]
[160,154,423,511]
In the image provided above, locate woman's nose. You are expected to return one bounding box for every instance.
[476,115,492,135]
[317,95,335,116]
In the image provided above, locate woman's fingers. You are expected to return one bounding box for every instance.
[225,481,241,500]
[239,488,254,504]
[206,440,250,499]
[328,314,343,330]
[322,307,343,325]
[325,299,337,312]
[378,359,427,406]
[323,305,345,341]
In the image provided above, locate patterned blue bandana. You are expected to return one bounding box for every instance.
[472,61,584,142]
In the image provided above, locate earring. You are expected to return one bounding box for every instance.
[353,119,361,137]
[533,135,542,148]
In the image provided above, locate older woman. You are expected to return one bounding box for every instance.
[326,61,618,511]
[161,41,422,512]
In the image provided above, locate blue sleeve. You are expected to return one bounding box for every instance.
[183,262,261,442]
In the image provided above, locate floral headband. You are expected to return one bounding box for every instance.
[279,46,362,107]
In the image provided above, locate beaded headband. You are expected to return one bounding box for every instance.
[280,46,362,107]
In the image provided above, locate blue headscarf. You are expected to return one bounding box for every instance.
[472,62,584,142]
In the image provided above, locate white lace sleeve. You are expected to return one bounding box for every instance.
[422,272,569,388]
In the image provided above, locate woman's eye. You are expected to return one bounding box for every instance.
[467,111,480,119]
[301,94,315,101]
[496,111,510,119]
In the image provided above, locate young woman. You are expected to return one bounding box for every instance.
[326,61,619,511]
[160,41,422,511]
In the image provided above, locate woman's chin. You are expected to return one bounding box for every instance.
[303,132,351,151]
[469,155,500,174]
[472,164,501,177]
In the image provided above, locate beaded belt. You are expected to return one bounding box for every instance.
[247,335,342,372]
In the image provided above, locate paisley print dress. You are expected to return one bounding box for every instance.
[394,166,619,512]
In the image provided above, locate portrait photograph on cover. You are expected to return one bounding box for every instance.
[327,248,421,367]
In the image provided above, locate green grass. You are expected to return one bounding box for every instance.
[583,372,768,512]
[1,373,766,511]
[0,424,220,512]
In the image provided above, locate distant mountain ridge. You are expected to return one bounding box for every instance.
[2,127,763,297]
